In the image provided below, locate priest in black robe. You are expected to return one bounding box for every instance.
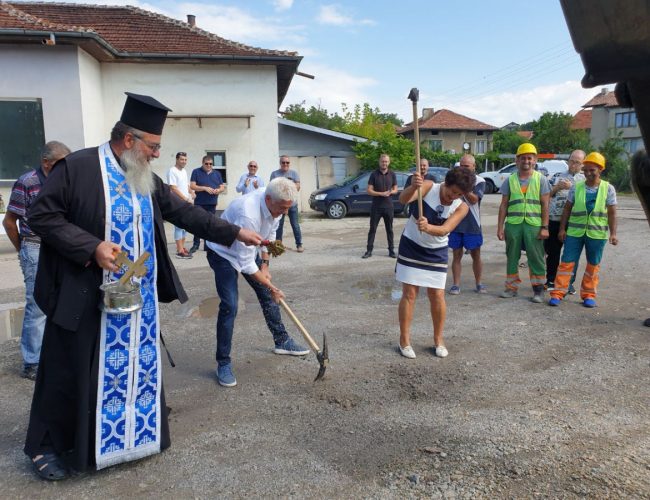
[24,93,262,480]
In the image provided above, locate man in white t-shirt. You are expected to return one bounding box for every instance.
[167,152,194,258]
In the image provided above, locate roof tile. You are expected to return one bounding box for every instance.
[1,1,296,57]
[399,109,498,133]
[582,89,619,108]
[571,109,592,130]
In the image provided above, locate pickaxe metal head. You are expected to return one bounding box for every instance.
[314,333,329,382]
[408,87,419,103]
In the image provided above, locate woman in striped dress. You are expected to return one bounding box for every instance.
[396,167,476,359]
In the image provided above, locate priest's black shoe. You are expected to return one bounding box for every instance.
[361,251,372,259]
[388,251,396,258]
[31,452,69,481]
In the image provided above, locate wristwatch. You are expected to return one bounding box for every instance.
[261,259,270,266]
[541,225,549,230]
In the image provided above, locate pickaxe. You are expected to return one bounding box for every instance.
[279,299,328,381]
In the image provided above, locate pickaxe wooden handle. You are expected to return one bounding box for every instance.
[408,87,424,218]
[279,299,320,352]
[279,298,329,381]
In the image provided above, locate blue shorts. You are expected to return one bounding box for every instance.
[449,232,483,250]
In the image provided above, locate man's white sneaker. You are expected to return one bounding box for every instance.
[399,345,416,359]
[435,345,448,358]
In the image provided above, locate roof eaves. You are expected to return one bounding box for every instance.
[278,118,368,142]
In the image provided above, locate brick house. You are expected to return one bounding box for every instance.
[398,108,498,155]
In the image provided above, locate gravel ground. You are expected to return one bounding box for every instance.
[0,194,648,498]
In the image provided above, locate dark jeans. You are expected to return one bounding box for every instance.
[206,249,289,366]
[192,204,216,249]
[366,206,394,253]
[544,220,577,283]
[276,204,302,246]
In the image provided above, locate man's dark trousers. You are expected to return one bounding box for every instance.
[192,204,216,250]
[366,206,394,253]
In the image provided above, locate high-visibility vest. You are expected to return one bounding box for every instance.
[506,170,542,226]
[567,181,609,239]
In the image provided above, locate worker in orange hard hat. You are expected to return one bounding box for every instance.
[497,143,551,303]
[549,152,618,308]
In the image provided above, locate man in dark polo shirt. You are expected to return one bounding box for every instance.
[362,153,398,258]
[189,155,226,253]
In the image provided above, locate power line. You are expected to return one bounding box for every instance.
[442,46,576,99]
[439,41,574,97]
[453,54,579,102]
[451,59,581,106]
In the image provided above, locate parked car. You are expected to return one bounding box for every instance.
[309,171,411,219]
[480,160,569,194]
[480,163,517,194]
[538,160,569,178]
[407,165,450,182]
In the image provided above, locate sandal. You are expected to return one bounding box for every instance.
[32,452,69,481]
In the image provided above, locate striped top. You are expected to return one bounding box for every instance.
[397,183,462,271]
[7,168,46,238]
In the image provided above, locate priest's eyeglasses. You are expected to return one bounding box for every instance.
[132,133,162,152]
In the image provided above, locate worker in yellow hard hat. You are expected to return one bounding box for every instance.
[549,152,618,308]
[497,143,551,303]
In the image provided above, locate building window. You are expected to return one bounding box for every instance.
[0,99,45,181]
[624,138,644,154]
[428,140,442,152]
[615,111,637,128]
[206,151,227,183]
[475,140,487,154]
[477,130,484,136]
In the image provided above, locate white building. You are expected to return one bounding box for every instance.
[0,2,301,207]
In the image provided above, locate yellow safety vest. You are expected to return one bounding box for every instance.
[506,171,542,226]
[567,181,609,239]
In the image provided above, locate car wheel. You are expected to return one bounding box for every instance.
[484,179,495,194]
[326,201,347,219]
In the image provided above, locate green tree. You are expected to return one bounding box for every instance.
[283,102,345,130]
[599,133,630,191]
[530,111,592,153]
[492,129,526,154]
[284,101,412,170]
[352,127,414,171]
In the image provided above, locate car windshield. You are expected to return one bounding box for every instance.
[336,173,368,186]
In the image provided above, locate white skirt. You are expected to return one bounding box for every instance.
[395,261,448,289]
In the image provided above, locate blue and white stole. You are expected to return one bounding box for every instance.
[95,142,162,469]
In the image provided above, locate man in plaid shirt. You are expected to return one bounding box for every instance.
[3,141,70,380]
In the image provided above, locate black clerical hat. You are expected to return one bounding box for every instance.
[120,92,172,135]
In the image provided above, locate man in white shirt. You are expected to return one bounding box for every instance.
[206,178,309,387]
[236,160,265,194]
[167,152,193,258]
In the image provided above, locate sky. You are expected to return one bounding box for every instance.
[21,0,611,127]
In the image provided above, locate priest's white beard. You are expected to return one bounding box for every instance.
[122,146,155,195]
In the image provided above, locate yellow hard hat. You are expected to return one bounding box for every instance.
[516,143,537,156]
[583,151,606,170]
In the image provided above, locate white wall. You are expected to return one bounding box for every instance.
[100,63,280,208]
[0,51,282,210]
[0,44,85,150]
[77,48,105,147]
[0,44,85,202]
